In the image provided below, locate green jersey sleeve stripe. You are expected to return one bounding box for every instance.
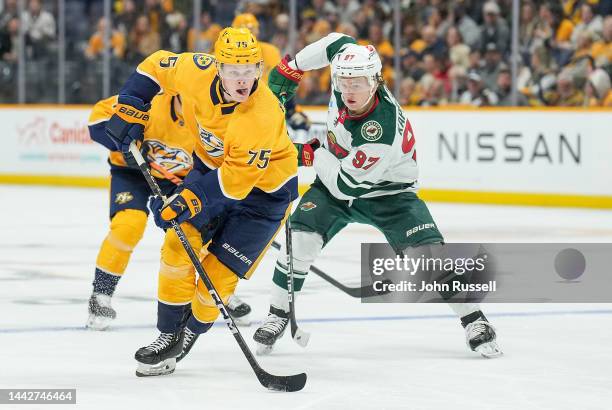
[339,167,374,187]
[326,35,357,63]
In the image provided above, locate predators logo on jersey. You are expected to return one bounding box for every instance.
[115,192,134,204]
[198,123,224,157]
[143,140,193,175]
[193,54,214,70]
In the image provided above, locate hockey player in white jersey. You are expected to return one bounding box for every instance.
[253,33,502,358]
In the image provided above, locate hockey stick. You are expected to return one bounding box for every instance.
[129,142,306,392]
[271,241,393,298]
[284,218,310,347]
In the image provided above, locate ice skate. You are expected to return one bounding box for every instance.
[464,317,503,358]
[227,294,252,326]
[253,306,288,355]
[135,332,184,376]
[176,327,199,363]
[86,293,116,331]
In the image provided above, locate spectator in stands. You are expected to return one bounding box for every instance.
[517,44,558,106]
[336,0,361,25]
[411,24,445,56]
[270,13,288,54]
[115,0,138,36]
[481,42,503,90]
[126,14,160,64]
[448,65,468,102]
[85,17,126,60]
[0,0,17,31]
[311,0,337,17]
[551,69,584,106]
[187,11,221,52]
[0,16,19,62]
[571,3,603,47]
[460,70,499,106]
[398,77,420,106]
[439,4,480,50]
[590,15,611,67]
[496,64,528,106]
[362,24,394,59]
[446,25,470,70]
[535,1,574,49]
[420,78,448,106]
[584,68,612,106]
[519,1,539,53]
[163,11,187,53]
[401,49,425,82]
[21,0,56,57]
[479,1,510,54]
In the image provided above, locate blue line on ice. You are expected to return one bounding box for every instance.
[2,309,612,334]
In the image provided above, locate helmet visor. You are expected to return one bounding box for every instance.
[333,75,374,93]
[218,63,261,80]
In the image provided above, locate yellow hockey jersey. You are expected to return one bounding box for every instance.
[134,50,297,200]
[88,93,195,179]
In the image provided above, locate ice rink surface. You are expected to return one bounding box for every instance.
[2,185,612,410]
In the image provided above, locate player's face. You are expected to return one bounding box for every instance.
[337,76,374,111]
[219,63,260,102]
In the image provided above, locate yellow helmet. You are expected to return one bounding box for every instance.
[214,27,263,65]
[232,13,259,30]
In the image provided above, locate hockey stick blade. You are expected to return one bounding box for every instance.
[257,368,307,392]
[291,322,310,347]
[271,241,393,298]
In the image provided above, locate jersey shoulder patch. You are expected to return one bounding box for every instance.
[192,53,215,70]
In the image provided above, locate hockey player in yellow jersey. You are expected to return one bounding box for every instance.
[105,27,298,376]
[86,92,194,331]
[231,13,281,82]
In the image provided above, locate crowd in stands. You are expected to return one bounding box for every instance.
[0,0,610,106]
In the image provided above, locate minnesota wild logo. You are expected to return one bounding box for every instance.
[361,120,382,142]
[115,192,134,204]
[300,202,317,211]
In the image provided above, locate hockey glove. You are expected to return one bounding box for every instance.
[150,187,202,229]
[296,139,320,167]
[105,95,151,153]
[268,55,304,102]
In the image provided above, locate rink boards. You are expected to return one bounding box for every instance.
[0,105,610,208]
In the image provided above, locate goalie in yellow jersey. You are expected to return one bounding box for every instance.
[105,27,298,377]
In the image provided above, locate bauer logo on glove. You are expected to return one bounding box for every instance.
[151,188,203,228]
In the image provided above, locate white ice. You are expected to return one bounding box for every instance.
[1,185,612,410]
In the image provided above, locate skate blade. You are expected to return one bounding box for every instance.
[255,342,275,356]
[476,341,503,358]
[86,314,113,331]
[135,358,177,377]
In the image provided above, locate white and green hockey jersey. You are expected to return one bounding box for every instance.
[293,33,419,200]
